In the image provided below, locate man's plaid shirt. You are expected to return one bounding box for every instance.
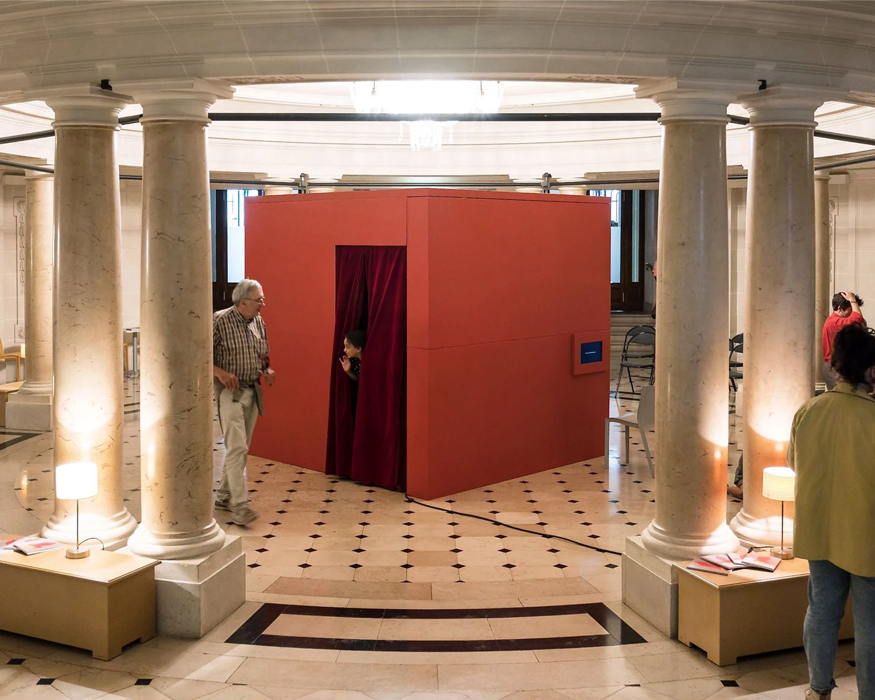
[213,306,269,384]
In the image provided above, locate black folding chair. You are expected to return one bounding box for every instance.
[615,325,655,395]
[729,334,743,391]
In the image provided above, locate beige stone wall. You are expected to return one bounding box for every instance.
[726,166,875,342]
[831,170,875,311]
[0,176,25,381]
[0,173,142,382]
[120,179,142,330]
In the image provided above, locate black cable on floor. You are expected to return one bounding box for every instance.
[405,496,624,557]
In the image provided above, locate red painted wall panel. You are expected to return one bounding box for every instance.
[407,339,609,497]
[246,195,407,472]
[422,196,609,347]
[246,189,610,499]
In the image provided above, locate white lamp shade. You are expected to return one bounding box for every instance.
[762,466,796,502]
[55,462,98,501]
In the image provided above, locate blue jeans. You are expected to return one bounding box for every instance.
[804,560,875,698]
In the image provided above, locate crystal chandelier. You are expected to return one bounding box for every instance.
[350,80,503,151]
[406,120,447,151]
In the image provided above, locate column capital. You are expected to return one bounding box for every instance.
[121,79,234,124]
[35,84,131,128]
[635,78,757,122]
[814,171,831,181]
[740,85,846,127]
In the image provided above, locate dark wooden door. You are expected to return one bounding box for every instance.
[593,189,646,312]
[212,190,231,310]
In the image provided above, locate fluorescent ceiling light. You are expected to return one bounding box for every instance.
[351,80,503,115]
[350,80,503,151]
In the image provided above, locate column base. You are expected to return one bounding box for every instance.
[127,519,226,560]
[622,535,679,638]
[5,392,53,432]
[41,508,137,550]
[121,535,245,639]
[641,519,739,560]
[729,508,793,548]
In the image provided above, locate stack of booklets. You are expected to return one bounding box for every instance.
[687,552,782,575]
[1,535,63,555]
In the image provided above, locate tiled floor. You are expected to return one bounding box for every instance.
[0,372,858,699]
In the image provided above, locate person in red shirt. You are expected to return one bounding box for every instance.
[822,291,866,390]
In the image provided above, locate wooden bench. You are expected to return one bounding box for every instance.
[675,557,853,665]
[0,548,157,660]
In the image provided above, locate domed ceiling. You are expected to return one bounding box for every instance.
[0,0,874,182]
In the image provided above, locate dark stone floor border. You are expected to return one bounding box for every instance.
[226,601,647,651]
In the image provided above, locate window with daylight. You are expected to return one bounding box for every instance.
[211,189,264,310]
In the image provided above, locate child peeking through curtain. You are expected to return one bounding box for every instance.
[340,330,366,380]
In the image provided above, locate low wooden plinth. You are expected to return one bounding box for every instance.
[0,548,158,660]
[675,558,853,666]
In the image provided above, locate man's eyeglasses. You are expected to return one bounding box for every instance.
[245,297,266,305]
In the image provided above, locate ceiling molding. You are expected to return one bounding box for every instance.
[0,2,873,103]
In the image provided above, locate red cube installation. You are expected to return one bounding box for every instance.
[246,189,610,499]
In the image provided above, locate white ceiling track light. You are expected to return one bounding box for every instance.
[350,80,504,151]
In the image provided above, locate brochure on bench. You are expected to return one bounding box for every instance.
[686,558,730,575]
[701,553,745,570]
[1,535,63,555]
[688,552,781,574]
[739,553,782,572]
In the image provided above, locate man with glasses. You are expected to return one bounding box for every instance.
[213,279,275,525]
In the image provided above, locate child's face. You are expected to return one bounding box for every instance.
[343,338,362,359]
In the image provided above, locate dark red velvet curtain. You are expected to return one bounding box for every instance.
[352,248,407,490]
[326,246,407,491]
[325,247,368,478]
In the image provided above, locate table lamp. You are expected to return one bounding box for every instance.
[55,462,98,559]
[762,466,795,560]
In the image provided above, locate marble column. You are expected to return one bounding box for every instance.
[41,87,137,548]
[127,81,232,560]
[730,87,826,547]
[634,80,745,559]
[814,173,831,384]
[6,175,54,431]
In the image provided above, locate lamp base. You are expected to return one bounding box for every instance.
[770,547,794,560]
[66,547,90,560]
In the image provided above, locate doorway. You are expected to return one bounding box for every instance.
[211,188,263,311]
[589,189,646,312]
[326,246,407,492]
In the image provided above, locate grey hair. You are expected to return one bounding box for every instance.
[232,279,262,306]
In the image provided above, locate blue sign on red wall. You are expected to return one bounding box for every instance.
[580,341,602,365]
